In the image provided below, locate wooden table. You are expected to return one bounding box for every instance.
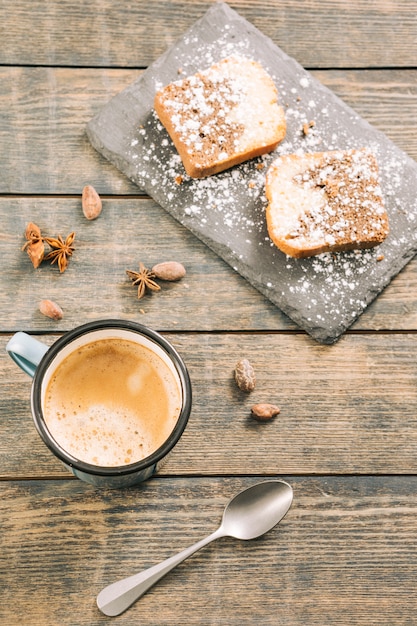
[2,2,417,624]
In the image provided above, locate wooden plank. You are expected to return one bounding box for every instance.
[2,197,417,333]
[0,0,416,69]
[0,67,140,195]
[1,197,287,332]
[1,476,416,625]
[314,69,417,162]
[2,332,417,478]
[1,67,416,195]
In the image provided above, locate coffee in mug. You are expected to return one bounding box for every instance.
[6,320,192,487]
[43,336,182,467]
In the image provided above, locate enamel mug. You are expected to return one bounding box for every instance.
[6,319,192,488]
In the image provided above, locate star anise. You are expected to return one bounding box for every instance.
[44,232,75,273]
[22,222,45,268]
[126,262,161,299]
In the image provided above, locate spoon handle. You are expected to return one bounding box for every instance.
[97,528,224,617]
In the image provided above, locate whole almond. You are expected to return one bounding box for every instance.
[82,184,102,220]
[234,358,256,392]
[251,403,280,421]
[39,299,64,320]
[151,261,186,281]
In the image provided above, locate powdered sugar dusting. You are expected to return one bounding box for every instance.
[266,149,389,255]
[89,3,417,342]
[153,54,285,178]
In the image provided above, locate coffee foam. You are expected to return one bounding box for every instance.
[43,336,182,467]
[46,404,160,466]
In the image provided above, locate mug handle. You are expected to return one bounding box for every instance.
[6,332,49,378]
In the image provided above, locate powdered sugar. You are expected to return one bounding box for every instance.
[124,39,417,338]
[88,3,417,342]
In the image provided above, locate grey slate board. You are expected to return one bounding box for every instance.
[87,2,417,343]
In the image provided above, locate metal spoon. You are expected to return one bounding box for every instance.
[97,480,293,617]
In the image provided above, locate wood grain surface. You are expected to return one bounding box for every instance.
[1,0,416,69]
[1,1,417,624]
[1,477,416,625]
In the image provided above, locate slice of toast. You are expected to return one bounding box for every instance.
[154,55,286,178]
[265,149,389,258]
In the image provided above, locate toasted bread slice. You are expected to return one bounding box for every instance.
[154,55,286,178]
[265,149,389,258]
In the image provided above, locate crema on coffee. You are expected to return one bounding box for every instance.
[43,337,182,467]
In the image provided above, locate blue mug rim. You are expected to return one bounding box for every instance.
[31,319,192,478]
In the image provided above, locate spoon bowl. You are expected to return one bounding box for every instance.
[97,480,293,617]
[221,480,293,540]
